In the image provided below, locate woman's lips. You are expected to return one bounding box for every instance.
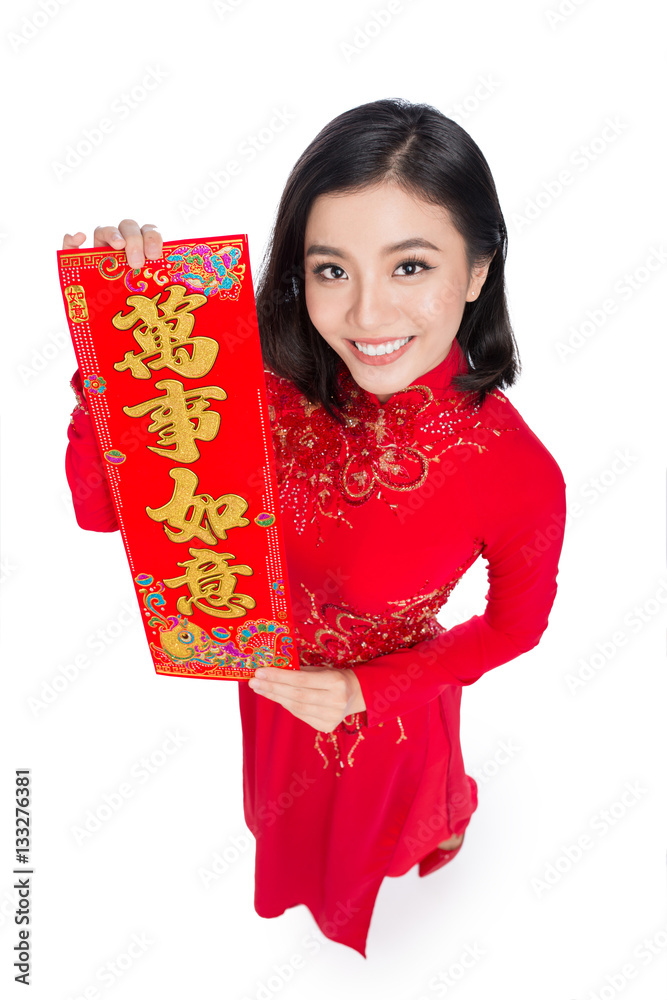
[347,336,414,366]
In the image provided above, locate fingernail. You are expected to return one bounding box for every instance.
[254,669,266,679]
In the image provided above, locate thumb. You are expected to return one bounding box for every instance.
[62,231,86,249]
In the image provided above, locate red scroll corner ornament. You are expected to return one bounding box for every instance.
[57,234,298,681]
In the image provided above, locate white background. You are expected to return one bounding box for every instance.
[1,0,665,997]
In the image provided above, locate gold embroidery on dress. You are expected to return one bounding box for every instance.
[313,714,405,775]
[298,540,484,667]
[307,541,484,772]
[266,371,518,544]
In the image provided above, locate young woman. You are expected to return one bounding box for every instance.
[64,97,566,958]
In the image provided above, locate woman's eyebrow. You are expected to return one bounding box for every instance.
[305,237,441,259]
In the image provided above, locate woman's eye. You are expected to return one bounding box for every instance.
[313,264,347,280]
[394,259,430,276]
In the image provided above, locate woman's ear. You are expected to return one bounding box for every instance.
[466,252,495,302]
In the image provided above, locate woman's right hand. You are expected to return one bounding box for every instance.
[61,219,164,268]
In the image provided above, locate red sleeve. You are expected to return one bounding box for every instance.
[65,369,120,533]
[351,421,567,728]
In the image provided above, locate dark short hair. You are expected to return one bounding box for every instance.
[255,97,520,422]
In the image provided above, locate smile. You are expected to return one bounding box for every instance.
[352,336,412,357]
[349,337,414,365]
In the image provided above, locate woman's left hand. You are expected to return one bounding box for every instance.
[247,665,366,733]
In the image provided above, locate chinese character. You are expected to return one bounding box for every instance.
[146,468,250,544]
[163,548,256,619]
[123,379,227,462]
[64,284,89,322]
[112,284,217,379]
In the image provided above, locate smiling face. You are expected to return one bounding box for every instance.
[304,181,492,403]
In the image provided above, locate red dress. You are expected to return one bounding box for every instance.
[65,337,566,958]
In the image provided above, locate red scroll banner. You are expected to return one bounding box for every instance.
[57,234,298,681]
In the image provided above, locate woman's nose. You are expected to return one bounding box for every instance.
[347,278,399,331]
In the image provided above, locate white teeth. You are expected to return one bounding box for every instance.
[353,336,411,357]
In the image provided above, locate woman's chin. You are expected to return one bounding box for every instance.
[348,369,410,400]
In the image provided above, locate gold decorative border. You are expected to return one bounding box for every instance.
[58,238,245,270]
